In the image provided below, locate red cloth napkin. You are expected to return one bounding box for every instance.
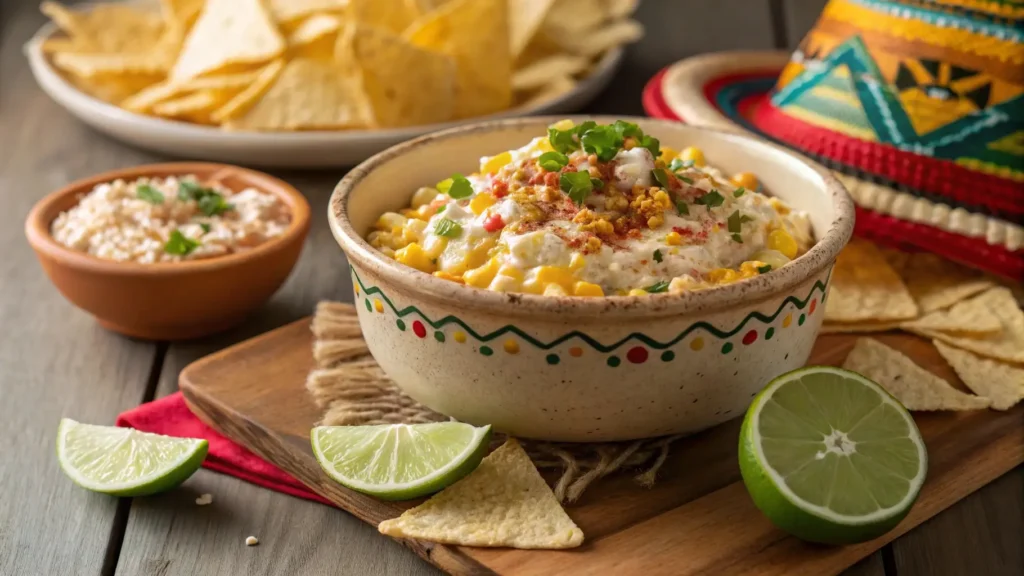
[117,392,331,505]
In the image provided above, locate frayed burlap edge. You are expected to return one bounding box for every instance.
[305,301,680,503]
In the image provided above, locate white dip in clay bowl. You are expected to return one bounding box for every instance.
[329,116,854,442]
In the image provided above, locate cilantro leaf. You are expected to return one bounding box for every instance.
[611,120,642,139]
[727,210,743,234]
[653,249,663,263]
[197,192,233,217]
[694,189,724,208]
[547,126,579,155]
[137,184,164,204]
[164,229,200,256]
[731,233,743,243]
[638,134,660,159]
[434,218,463,238]
[675,200,689,216]
[651,168,672,189]
[580,125,623,162]
[445,174,473,199]
[177,180,214,201]
[538,151,569,172]
[757,264,773,274]
[644,280,670,293]
[733,186,746,198]
[669,158,695,172]
[590,177,604,190]
[574,121,597,137]
[436,205,446,214]
[677,175,694,185]
[560,171,593,205]
[199,222,211,233]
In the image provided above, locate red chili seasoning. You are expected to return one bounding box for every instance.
[492,180,509,198]
[483,213,505,232]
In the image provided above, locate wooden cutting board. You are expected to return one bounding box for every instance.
[179,319,1024,576]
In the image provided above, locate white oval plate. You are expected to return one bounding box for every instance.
[25,21,623,168]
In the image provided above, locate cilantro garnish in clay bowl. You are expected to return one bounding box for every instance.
[26,163,310,340]
[330,117,853,441]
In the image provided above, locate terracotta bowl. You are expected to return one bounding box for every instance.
[329,117,854,442]
[26,163,310,340]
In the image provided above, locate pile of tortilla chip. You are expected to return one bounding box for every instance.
[40,0,643,131]
[824,239,1024,412]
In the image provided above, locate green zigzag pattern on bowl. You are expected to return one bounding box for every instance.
[352,266,830,353]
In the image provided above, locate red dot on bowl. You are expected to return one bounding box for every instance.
[742,330,757,345]
[810,299,817,314]
[626,347,648,364]
[412,321,426,338]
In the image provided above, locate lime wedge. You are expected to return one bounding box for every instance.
[57,419,208,497]
[739,366,927,544]
[311,422,492,500]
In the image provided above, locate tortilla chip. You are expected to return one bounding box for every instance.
[210,59,286,122]
[348,0,420,32]
[122,67,265,113]
[842,338,990,411]
[287,13,342,48]
[69,72,164,104]
[903,288,1024,364]
[405,0,512,119]
[519,74,576,108]
[899,253,993,313]
[934,341,1024,411]
[602,0,639,19]
[556,19,643,57]
[41,2,166,54]
[152,90,225,120]
[224,58,369,130]
[159,0,204,29]
[378,439,584,549]
[51,52,171,78]
[509,0,555,58]
[511,54,589,91]
[543,0,607,35]
[820,321,905,334]
[825,240,920,323]
[900,293,1002,335]
[347,25,455,127]
[269,0,347,24]
[171,0,285,82]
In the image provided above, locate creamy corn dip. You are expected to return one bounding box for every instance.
[368,120,813,296]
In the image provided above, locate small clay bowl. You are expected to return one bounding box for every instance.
[25,162,310,340]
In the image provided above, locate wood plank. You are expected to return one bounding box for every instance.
[179,316,1024,575]
[0,3,159,575]
[115,176,438,576]
[781,0,830,48]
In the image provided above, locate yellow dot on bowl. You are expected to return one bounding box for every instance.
[783,314,793,328]
[569,346,583,357]
[453,331,467,343]
[373,299,383,313]
[504,339,520,354]
[689,337,704,351]
[353,282,359,295]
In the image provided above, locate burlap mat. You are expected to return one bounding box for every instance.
[305,302,680,503]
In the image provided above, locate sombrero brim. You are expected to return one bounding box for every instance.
[643,51,1023,281]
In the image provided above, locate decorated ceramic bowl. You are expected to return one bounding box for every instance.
[329,117,853,442]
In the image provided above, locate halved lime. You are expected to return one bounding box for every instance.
[311,422,491,500]
[57,418,208,497]
[739,366,927,544]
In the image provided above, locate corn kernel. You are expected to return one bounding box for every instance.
[665,231,682,246]
[465,237,496,270]
[433,271,465,284]
[537,137,554,153]
[489,274,521,292]
[768,197,790,215]
[768,228,798,259]
[569,253,586,270]
[573,281,604,297]
[395,243,435,273]
[377,212,407,230]
[543,283,567,296]
[480,151,512,175]
[411,187,440,208]
[659,147,679,163]
[707,268,739,284]
[730,172,760,190]
[550,119,575,131]
[469,192,496,215]
[739,261,765,279]
[752,249,790,269]
[463,258,500,288]
[628,288,648,296]
[496,264,523,281]
[680,146,705,167]
[423,234,448,258]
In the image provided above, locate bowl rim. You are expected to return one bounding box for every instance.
[25,162,311,275]
[329,115,854,320]
[24,17,624,142]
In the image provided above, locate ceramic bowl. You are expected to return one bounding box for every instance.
[329,117,854,442]
[26,163,310,340]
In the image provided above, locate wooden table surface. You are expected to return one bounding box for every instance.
[1,1,1020,574]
